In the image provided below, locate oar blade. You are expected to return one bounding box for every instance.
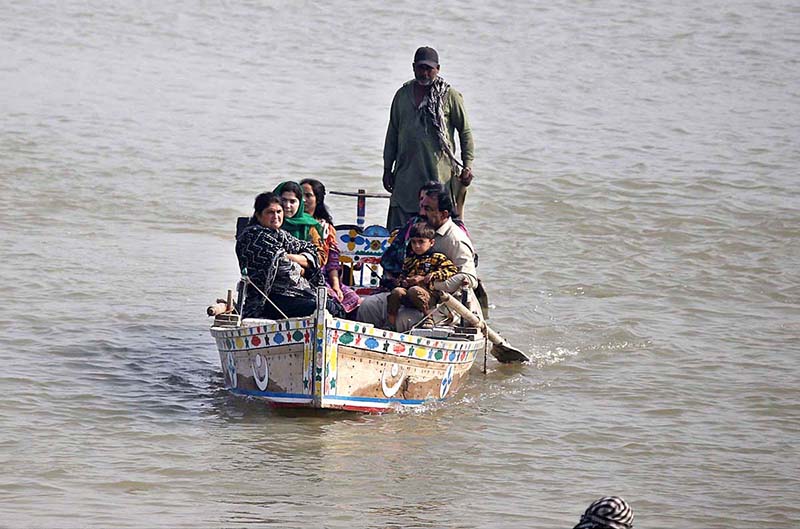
[491,341,530,363]
[438,291,529,363]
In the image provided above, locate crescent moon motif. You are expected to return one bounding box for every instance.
[381,364,404,398]
[251,354,269,391]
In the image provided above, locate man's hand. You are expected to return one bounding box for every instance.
[382,168,395,193]
[458,166,473,187]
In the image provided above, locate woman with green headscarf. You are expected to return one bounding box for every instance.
[273,181,327,266]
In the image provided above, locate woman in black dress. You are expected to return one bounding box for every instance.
[235,191,345,319]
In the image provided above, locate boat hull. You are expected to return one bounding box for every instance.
[210,291,484,413]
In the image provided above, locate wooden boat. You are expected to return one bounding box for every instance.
[210,288,486,413]
[209,190,523,413]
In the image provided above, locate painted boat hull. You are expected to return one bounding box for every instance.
[210,290,485,413]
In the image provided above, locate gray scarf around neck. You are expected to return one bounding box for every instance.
[422,77,462,174]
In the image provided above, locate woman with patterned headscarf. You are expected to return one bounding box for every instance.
[236,191,345,320]
[573,496,634,529]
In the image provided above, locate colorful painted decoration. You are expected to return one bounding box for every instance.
[440,364,454,398]
[226,351,237,389]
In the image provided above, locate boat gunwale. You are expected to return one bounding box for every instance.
[211,315,486,354]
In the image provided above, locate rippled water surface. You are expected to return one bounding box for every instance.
[1,1,799,528]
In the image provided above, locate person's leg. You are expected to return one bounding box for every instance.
[394,306,424,333]
[386,206,413,233]
[406,286,432,313]
[447,176,468,220]
[354,291,391,328]
[325,297,346,318]
[261,292,316,319]
[386,287,407,329]
[428,291,442,311]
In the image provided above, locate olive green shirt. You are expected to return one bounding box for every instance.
[383,80,474,213]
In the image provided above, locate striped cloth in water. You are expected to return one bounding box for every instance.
[573,496,634,529]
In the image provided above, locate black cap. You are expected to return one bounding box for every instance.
[414,46,439,68]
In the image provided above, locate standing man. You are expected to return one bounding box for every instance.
[382,46,475,231]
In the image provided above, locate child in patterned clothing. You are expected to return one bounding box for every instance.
[387,222,458,329]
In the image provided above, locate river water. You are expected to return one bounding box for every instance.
[1,1,798,528]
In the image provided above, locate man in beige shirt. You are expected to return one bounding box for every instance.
[357,182,480,331]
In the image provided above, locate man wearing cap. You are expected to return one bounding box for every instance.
[382,46,475,231]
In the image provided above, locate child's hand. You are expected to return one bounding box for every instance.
[406,275,425,287]
[332,285,344,301]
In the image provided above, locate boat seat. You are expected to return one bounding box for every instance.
[334,224,391,295]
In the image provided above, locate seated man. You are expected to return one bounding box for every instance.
[357,182,479,331]
[379,182,472,290]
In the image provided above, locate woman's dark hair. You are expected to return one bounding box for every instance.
[252,191,281,221]
[300,178,334,224]
[409,221,435,240]
[419,181,454,215]
[277,181,303,201]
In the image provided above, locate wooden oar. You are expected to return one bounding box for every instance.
[438,291,530,364]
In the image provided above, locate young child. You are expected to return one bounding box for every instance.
[386,222,458,329]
